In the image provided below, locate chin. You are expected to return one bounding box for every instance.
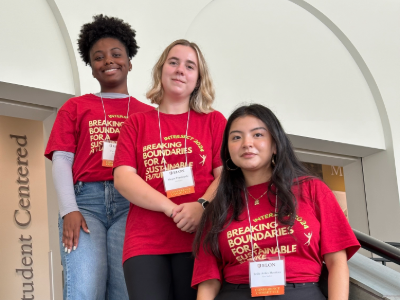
[239,165,260,171]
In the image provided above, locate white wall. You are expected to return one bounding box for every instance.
[185,0,384,151]
[0,0,75,99]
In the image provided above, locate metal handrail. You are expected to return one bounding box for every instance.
[353,229,400,265]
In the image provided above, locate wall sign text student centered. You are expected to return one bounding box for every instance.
[10,134,35,300]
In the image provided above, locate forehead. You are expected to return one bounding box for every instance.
[90,37,127,54]
[167,45,198,63]
[230,115,267,131]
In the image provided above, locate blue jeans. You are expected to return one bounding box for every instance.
[58,181,130,300]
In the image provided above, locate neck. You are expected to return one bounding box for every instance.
[242,167,272,187]
[100,83,129,95]
[158,95,190,114]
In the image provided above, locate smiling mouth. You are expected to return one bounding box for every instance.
[104,68,119,73]
[172,79,185,83]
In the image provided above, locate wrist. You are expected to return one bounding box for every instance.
[162,200,176,217]
[197,198,209,210]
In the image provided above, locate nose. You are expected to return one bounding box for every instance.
[176,62,185,75]
[104,54,114,65]
[242,135,253,149]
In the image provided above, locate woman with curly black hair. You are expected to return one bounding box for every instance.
[45,15,152,299]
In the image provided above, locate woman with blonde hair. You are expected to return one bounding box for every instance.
[113,39,227,300]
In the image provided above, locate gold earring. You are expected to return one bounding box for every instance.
[271,154,276,167]
[226,158,238,171]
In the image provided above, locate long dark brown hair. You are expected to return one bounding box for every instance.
[193,104,313,258]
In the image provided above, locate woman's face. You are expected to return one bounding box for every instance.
[161,45,199,101]
[228,115,276,173]
[89,37,131,91]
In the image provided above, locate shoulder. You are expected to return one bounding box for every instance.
[130,97,154,112]
[294,177,334,203]
[209,110,227,122]
[193,110,227,123]
[125,109,156,126]
[59,94,96,112]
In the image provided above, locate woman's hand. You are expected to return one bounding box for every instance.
[197,279,221,300]
[324,249,349,300]
[62,211,90,253]
[172,202,203,232]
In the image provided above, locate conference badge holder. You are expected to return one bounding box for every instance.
[245,187,285,297]
[162,166,195,198]
[249,256,286,297]
[102,140,117,167]
[98,93,131,168]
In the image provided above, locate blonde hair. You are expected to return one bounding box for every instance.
[146,39,215,113]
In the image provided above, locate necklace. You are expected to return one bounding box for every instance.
[247,190,268,205]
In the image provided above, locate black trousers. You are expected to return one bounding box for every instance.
[123,252,197,300]
[215,282,327,300]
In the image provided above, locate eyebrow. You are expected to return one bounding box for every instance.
[168,57,197,66]
[92,47,122,55]
[229,127,268,134]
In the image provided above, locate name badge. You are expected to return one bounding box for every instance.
[249,257,286,297]
[162,166,195,198]
[102,141,117,167]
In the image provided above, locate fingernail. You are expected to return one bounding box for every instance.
[63,243,65,247]
[64,247,67,253]
[73,246,76,251]
[87,229,90,233]
[68,249,71,254]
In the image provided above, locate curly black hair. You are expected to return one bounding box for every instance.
[77,14,139,65]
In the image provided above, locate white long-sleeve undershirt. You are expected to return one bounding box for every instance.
[52,151,77,218]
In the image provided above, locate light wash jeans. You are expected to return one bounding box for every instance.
[58,181,129,300]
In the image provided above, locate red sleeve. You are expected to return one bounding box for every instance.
[192,244,223,289]
[211,111,227,170]
[113,116,138,169]
[44,102,78,160]
[311,179,360,260]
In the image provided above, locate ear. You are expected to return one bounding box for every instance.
[272,142,277,155]
[128,60,132,71]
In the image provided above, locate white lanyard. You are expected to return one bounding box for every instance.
[244,186,281,261]
[100,93,131,140]
[157,107,190,169]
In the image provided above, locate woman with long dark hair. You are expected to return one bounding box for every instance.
[192,104,360,300]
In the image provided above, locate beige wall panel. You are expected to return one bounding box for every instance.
[322,165,346,192]
[0,116,50,300]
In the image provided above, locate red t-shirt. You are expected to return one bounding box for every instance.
[192,179,360,287]
[113,109,227,261]
[44,94,153,183]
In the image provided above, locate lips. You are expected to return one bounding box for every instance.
[172,78,185,83]
[241,152,256,158]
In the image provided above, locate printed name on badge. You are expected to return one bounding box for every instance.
[249,258,286,297]
[102,140,117,167]
[162,166,195,198]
